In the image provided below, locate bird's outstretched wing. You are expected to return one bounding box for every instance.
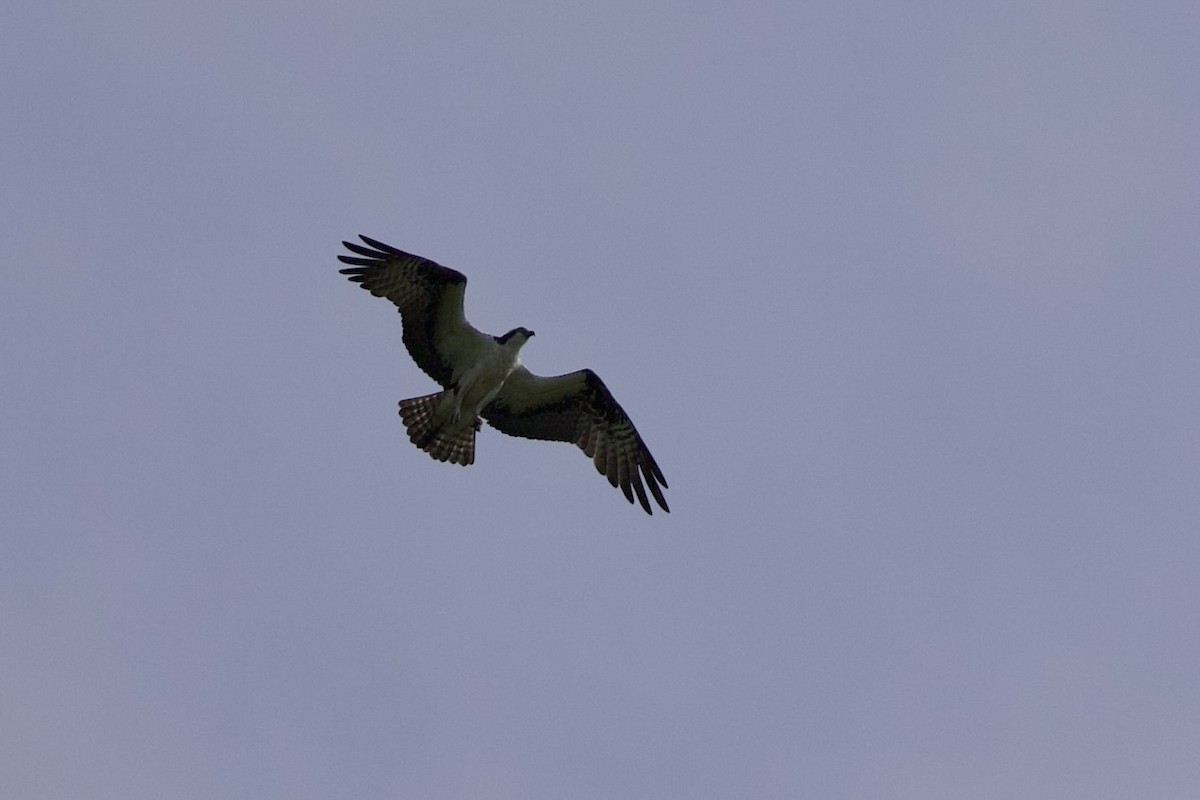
[337,235,478,388]
[483,367,669,514]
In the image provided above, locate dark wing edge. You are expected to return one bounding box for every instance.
[336,235,468,387]
[483,368,669,514]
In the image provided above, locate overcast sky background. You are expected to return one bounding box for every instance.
[3,3,1199,798]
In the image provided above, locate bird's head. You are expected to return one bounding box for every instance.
[496,327,535,348]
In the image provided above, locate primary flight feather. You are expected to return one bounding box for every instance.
[338,235,669,514]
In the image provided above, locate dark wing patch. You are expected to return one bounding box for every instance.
[483,368,669,514]
[338,235,467,387]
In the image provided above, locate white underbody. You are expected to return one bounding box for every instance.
[435,334,525,431]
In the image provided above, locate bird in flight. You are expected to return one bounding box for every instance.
[338,235,669,514]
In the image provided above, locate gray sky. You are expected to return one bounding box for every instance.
[3,3,1199,798]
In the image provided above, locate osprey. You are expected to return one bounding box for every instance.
[338,235,669,514]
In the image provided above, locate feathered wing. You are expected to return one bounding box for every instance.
[483,367,669,514]
[337,235,477,388]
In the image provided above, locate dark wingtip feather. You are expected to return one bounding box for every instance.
[647,477,669,513]
[342,241,385,259]
[650,460,668,489]
[358,234,402,254]
[631,477,652,514]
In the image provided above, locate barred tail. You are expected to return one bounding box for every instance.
[397,393,476,466]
